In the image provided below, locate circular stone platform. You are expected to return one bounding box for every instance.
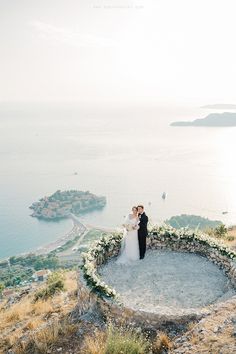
[99,249,236,315]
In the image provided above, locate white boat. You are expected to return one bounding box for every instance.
[162,192,167,200]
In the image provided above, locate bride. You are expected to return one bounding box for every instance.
[116,206,140,264]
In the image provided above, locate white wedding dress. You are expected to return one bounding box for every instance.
[116,214,140,264]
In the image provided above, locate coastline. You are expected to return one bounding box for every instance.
[33,213,87,256]
[0,212,118,263]
[1,213,235,262]
[0,213,87,262]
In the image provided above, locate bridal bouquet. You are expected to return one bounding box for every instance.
[123,224,136,232]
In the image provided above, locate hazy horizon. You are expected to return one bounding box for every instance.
[1,1,236,258]
[1,0,236,105]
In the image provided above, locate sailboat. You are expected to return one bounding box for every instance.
[162,192,167,200]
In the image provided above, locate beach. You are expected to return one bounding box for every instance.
[33,213,87,256]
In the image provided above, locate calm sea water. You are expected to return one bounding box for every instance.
[1,102,236,259]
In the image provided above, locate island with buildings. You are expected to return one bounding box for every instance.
[170,112,236,127]
[29,189,106,220]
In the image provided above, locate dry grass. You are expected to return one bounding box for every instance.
[0,299,32,327]
[0,270,78,353]
[23,318,44,331]
[83,324,150,354]
[225,225,236,247]
[187,321,197,331]
[1,248,235,354]
[83,329,106,354]
[0,331,21,354]
[190,334,198,345]
[207,225,236,249]
[0,299,7,311]
[64,270,77,291]
[29,320,61,353]
[32,299,54,315]
[152,332,173,353]
[22,318,77,354]
[206,225,236,248]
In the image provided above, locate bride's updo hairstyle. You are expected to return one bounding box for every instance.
[132,206,138,213]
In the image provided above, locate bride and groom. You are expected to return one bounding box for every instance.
[116,205,148,264]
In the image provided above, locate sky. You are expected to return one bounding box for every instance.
[0,0,236,105]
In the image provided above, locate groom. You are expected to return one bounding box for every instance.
[137,205,148,259]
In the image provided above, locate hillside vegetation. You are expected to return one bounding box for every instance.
[0,226,236,353]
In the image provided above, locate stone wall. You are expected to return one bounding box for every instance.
[148,234,236,288]
[77,232,236,330]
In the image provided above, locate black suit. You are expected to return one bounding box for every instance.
[138,212,148,259]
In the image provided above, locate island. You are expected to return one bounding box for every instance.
[165,214,222,230]
[201,104,236,109]
[29,189,106,220]
[170,112,236,127]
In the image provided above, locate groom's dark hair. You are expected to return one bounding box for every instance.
[137,205,144,209]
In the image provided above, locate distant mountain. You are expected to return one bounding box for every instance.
[170,112,236,127]
[201,104,236,109]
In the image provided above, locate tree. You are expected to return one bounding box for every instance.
[214,224,227,238]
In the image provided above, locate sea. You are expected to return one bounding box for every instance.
[1,102,236,259]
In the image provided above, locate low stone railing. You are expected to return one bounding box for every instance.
[149,226,236,288]
[77,226,236,329]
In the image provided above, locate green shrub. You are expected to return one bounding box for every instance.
[226,235,235,241]
[0,282,5,296]
[34,271,65,301]
[104,325,149,354]
[214,224,228,238]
